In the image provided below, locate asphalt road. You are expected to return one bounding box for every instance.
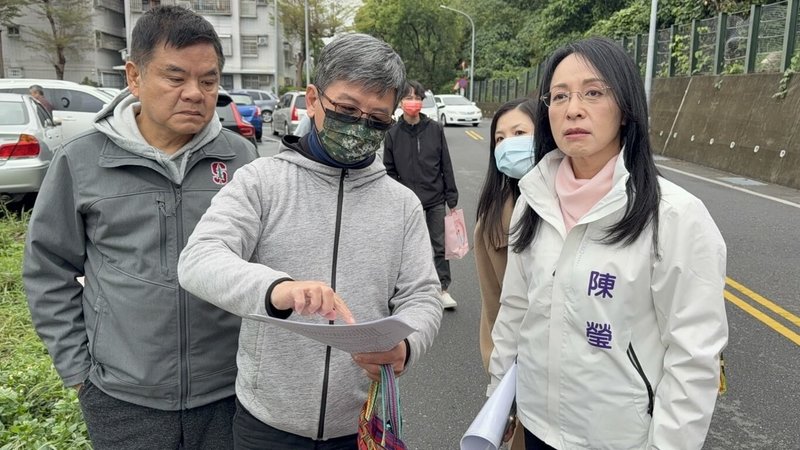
[257,122,799,449]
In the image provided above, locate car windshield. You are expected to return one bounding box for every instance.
[0,101,28,125]
[231,94,254,106]
[442,96,472,106]
[422,96,435,107]
[295,95,306,109]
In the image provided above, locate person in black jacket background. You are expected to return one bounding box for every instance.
[384,80,459,309]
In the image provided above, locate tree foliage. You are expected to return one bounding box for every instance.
[25,0,93,80]
[352,0,784,88]
[0,0,25,25]
[355,0,462,93]
[278,0,354,86]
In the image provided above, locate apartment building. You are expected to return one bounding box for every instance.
[2,0,295,92]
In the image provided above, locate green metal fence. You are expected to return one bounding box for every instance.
[476,0,800,103]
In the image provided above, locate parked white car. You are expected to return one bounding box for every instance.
[0,79,115,142]
[434,94,482,127]
[0,93,63,204]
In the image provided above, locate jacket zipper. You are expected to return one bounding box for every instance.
[317,168,347,440]
[173,186,189,408]
[157,199,169,275]
[627,342,654,415]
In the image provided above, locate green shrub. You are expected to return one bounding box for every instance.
[0,208,91,449]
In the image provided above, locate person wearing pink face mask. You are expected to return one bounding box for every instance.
[384,80,460,309]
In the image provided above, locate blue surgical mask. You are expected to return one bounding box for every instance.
[494,135,535,179]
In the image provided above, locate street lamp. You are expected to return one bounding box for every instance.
[439,5,474,101]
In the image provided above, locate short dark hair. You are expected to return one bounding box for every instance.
[402,80,427,99]
[512,37,661,253]
[29,85,44,95]
[130,6,224,72]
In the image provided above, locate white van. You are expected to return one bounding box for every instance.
[0,79,117,142]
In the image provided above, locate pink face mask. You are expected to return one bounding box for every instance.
[401,99,423,116]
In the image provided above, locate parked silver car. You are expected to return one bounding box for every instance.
[0,93,63,204]
[271,91,307,136]
[241,89,279,122]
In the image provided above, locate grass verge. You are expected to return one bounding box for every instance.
[0,207,90,449]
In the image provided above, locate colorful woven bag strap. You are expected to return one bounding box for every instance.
[364,378,379,420]
[379,364,403,441]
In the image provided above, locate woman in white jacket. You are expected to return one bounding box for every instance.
[489,37,728,450]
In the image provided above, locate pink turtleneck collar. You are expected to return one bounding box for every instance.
[555,154,619,233]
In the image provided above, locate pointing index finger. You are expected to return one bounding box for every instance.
[334,295,355,324]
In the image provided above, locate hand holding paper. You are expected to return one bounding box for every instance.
[353,340,408,381]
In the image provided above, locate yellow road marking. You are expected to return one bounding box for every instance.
[465,130,483,141]
[726,277,800,328]
[724,290,800,346]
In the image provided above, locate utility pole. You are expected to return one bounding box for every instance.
[644,0,659,108]
[273,0,279,94]
[304,0,310,86]
[0,30,5,78]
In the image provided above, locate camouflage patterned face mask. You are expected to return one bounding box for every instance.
[317,109,388,164]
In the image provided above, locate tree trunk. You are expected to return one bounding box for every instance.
[55,46,66,80]
[295,52,304,87]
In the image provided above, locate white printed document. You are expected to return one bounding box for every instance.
[246,314,416,354]
[461,362,518,450]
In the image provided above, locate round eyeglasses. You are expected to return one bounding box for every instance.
[541,86,612,108]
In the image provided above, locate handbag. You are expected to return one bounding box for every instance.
[357,365,406,450]
[444,208,469,260]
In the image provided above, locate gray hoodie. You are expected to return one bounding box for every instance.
[178,150,443,440]
[94,91,223,184]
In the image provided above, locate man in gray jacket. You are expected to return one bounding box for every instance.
[23,6,256,449]
[178,33,443,449]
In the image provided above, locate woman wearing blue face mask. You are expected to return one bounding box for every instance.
[474,98,536,450]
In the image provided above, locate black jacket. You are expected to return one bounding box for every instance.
[383,114,458,209]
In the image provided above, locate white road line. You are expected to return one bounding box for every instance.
[657,164,800,210]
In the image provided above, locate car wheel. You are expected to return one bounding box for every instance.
[472,122,479,127]
[271,119,279,136]
[440,114,447,126]
[262,111,272,122]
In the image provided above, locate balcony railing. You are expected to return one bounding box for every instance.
[130,0,231,15]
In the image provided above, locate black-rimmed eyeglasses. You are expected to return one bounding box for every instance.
[318,90,395,130]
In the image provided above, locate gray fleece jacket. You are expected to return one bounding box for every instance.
[23,90,256,410]
[178,150,443,440]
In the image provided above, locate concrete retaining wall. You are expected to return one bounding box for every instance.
[650,74,800,189]
[478,73,800,189]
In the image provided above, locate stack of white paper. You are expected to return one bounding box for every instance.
[460,363,518,450]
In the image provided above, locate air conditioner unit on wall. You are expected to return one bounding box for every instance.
[257,36,269,47]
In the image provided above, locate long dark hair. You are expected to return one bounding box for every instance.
[476,98,537,249]
[511,37,661,254]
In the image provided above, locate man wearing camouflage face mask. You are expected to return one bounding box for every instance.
[177,33,443,448]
